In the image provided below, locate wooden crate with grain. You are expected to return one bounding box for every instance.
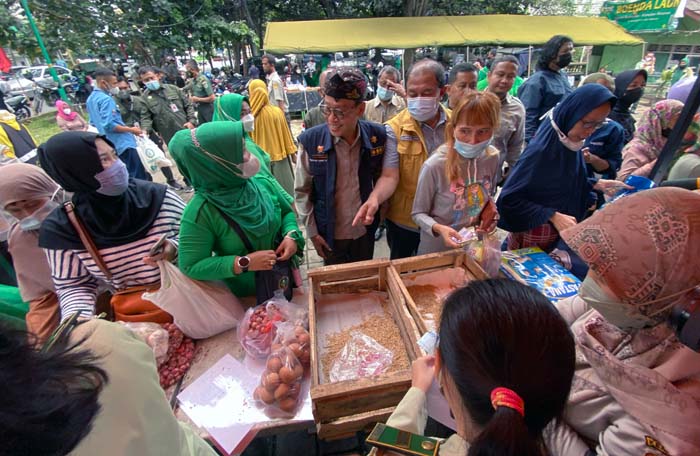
[307,258,422,439]
[391,250,488,335]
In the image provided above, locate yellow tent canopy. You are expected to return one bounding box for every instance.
[264,15,642,53]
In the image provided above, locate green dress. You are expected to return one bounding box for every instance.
[170,121,304,297]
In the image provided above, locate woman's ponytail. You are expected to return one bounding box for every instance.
[469,407,544,456]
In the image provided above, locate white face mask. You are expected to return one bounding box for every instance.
[549,115,584,152]
[241,114,255,132]
[453,136,492,159]
[18,199,59,232]
[237,154,260,179]
[62,108,72,115]
[407,96,439,122]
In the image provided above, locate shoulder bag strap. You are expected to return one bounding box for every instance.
[214,207,255,253]
[63,202,113,281]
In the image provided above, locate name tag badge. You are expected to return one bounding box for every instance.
[310,154,327,161]
[400,134,420,142]
[371,146,385,157]
[170,103,179,113]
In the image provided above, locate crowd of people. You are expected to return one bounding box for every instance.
[0,34,699,456]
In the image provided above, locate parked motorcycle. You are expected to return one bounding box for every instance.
[5,94,32,121]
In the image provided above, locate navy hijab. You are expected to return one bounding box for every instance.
[497,84,617,233]
[38,131,167,250]
[609,69,647,143]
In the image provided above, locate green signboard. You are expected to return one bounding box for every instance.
[601,0,682,32]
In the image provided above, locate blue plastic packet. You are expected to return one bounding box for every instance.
[606,175,655,205]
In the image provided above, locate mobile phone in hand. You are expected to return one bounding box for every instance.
[149,234,169,256]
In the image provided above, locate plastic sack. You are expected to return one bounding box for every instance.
[120,321,169,365]
[272,321,311,366]
[238,298,287,359]
[143,261,244,339]
[463,232,502,278]
[253,346,304,417]
[329,331,394,382]
[135,135,172,175]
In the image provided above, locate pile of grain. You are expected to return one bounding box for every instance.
[407,284,443,323]
[321,305,410,383]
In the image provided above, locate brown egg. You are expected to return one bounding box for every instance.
[287,383,300,399]
[266,356,282,373]
[288,343,303,358]
[294,325,306,335]
[297,332,310,345]
[274,383,290,400]
[279,366,296,384]
[299,350,310,366]
[293,363,304,379]
[265,372,280,391]
[253,386,264,401]
[278,397,298,413]
[259,387,275,404]
[271,343,283,353]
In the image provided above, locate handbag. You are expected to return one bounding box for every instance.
[63,202,172,323]
[215,208,294,304]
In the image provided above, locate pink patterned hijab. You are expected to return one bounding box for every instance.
[55,100,77,121]
[561,188,700,454]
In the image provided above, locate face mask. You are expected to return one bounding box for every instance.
[579,275,691,330]
[620,87,644,106]
[62,108,72,115]
[377,86,394,101]
[453,136,492,159]
[95,159,129,196]
[145,81,161,91]
[550,115,585,152]
[557,54,573,69]
[237,154,260,179]
[18,199,59,232]
[407,96,438,122]
[103,83,120,96]
[117,90,131,100]
[241,114,255,132]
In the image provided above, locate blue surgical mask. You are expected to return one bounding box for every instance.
[377,86,394,101]
[407,97,438,122]
[95,159,129,196]
[453,137,492,159]
[145,81,161,91]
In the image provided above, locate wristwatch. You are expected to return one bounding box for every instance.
[237,255,251,273]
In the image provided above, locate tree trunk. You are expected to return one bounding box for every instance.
[233,42,242,73]
[227,45,235,70]
[403,49,416,74]
[240,0,259,55]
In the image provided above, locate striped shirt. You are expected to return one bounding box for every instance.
[46,189,185,321]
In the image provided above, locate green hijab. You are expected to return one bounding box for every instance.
[213,93,246,122]
[168,121,280,241]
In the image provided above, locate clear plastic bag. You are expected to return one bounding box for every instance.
[238,299,287,359]
[135,135,172,175]
[119,321,169,365]
[143,261,244,339]
[329,331,394,382]
[272,321,311,367]
[253,346,304,417]
[463,233,502,278]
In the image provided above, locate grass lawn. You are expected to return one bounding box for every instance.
[23,113,62,145]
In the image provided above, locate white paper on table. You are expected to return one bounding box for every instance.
[177,354,313,455]
[426,379,457,431]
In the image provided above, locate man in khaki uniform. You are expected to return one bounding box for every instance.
[364,65,406,124]
[262,54,289,116]
[138,66,197,145]
[185,60,215,124]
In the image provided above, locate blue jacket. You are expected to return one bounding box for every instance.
[86,88,137,154]
[583,119,624,180]
[298,120,386,247]
[517,69,573,143]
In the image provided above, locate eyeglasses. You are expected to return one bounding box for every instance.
[319,103,354,120]
[580,119,608,130]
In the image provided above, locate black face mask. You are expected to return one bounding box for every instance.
[620,87,644,106]
[557,53,573,68]
[661,127,673,138]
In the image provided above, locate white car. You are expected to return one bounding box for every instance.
[23,65,73,86]
[1,66,37,98]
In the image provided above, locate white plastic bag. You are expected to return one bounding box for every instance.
[135,135,172,175]
[143,261,244,339]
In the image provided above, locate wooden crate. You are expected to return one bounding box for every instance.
[391,249,488,335]
[307,259,422,436]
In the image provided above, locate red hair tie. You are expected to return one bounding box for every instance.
[490,387,525,417]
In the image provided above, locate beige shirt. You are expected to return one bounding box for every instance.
[266,71,288,112]
[69,320,215,456]
[489,93,525,183]
[364,95,406,124]
[369,387,467,456]
[294,129,367,241]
